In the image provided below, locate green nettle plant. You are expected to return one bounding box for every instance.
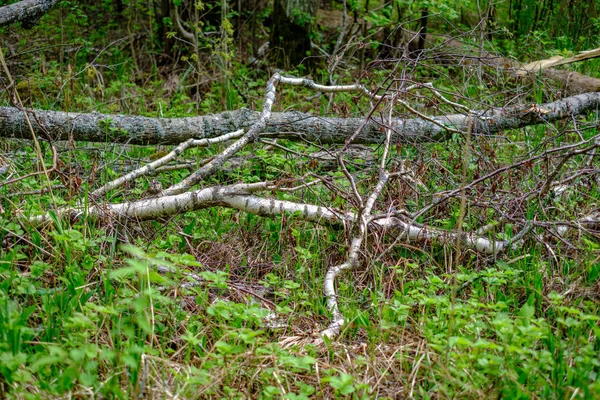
[0,0,599,398]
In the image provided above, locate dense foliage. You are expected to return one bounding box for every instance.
[0,1,599,398]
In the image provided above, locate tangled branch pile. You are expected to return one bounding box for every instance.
[3,68,599,339]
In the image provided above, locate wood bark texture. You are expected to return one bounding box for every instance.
[2,91,600,145]
[0,0,59,28]
[27,184,520,256]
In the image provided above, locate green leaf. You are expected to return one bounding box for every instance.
[519,297,535,320]
[328,373,356,395]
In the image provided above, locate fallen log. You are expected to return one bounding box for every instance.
[420,32,600,95]
[0,0,59,29]
[2,90,600,145]
[26,181,523,256]
[518,47,600,75]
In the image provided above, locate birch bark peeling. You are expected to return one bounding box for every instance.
[27,184,521,256]
[2,91,600,145]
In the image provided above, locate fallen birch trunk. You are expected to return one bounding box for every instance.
[422,33,600,94]
[25,182,523,256]
[2,90,600,145]
[518,47,600,75]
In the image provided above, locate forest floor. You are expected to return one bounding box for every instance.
[1,2,599,399]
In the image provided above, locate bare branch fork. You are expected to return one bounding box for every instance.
[91,129,245,199]
[322,97,396,338]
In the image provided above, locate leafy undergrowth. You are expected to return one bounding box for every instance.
[1,112,599,398]
[1,3,600,399]
[1,203,599,398]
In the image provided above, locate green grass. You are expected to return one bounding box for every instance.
[2,108,599,398]
[1,4,600,399]
[1,203,599,398]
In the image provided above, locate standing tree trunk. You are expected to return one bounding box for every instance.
[359,0,370,70]
[486,2,495,40]
[512,0,522,34]
[158,0,173,59]
[270,0,318,68]
[410,7,428,59]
